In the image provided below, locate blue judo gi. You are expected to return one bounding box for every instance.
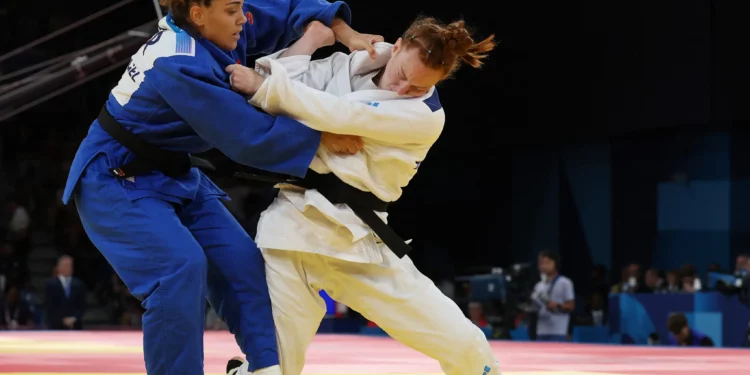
[61,1,352,374]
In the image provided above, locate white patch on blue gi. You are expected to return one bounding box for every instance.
[111,23,196,107]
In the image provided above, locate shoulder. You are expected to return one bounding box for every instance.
[421,87,443,114]
[132,27,204,74]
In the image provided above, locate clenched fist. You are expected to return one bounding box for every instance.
[226,64,265,96]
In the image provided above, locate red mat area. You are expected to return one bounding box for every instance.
[0,331,748,374]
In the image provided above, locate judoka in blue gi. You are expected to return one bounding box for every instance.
[61,1,379,374]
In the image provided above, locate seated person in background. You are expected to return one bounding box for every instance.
[664,270,681,293]
[667,312,714,347]
[0,285,35,330]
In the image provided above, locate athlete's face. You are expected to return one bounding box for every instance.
[190,0,247,51]
[379,38,444,97]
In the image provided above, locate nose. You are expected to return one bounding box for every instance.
[396,82,410,96]
[239,11,248,25]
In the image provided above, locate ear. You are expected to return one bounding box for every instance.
[393,37,403,54]
[189,4,205,27]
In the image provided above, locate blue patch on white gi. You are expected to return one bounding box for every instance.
[176,33,193,54]
[367,101,380,107]
[423,89,442,112]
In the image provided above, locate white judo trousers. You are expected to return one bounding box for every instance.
[262,246,498,375]
[244,44,499,375]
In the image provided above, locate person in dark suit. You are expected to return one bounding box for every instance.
[44,255,86,329]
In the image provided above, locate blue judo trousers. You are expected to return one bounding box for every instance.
[61,1,352,374]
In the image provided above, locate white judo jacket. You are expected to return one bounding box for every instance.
[250,43,445,263]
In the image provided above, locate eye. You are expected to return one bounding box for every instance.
[228,10,237,15]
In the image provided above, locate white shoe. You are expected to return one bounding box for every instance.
[226,357,245,375]
[226,357,281,375]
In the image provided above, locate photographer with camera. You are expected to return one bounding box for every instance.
[530,251,575,342]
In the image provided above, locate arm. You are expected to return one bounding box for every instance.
[255,51,346,91]
[250,58,444,145]
[560,280,576,312]
[548,280,575,313]
[243,0,351,55]
[148,55,321,178]
[699,336,715,347]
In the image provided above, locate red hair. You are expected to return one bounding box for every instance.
[401,17,496,78]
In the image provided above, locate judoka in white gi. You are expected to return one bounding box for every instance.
[226,17,498,375]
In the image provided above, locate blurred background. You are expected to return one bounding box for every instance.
[1,0,750,348]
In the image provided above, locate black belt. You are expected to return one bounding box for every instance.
[97,106,215,178]
[98,105,410,258]
[234,170,412,258]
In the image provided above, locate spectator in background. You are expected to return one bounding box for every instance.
[0,242,22,294]
[0,285,34,330]
[644,268,664,293]
[625,263,650,293]
[468,302,492,334]
[664,270,680,293]
[583,292,607,326]
[680,264,701,293]
[5,196,30,285]
[6,195,30,257]
[531,251,575,342]
[610,267,630,293]
[44,255,85,329]
[682,275,696,293]
[707,263,721,274]
[667,313,714,347]
[736,254,749,277]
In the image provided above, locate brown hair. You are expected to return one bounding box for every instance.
[159,0,214,28]
[667,312,688,334]
[400,17,496,78]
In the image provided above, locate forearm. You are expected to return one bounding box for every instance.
[279,42,318,58]
[251,59,441,143]
[151,56,321,178]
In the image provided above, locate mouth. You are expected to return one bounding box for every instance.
[232,32,240,40]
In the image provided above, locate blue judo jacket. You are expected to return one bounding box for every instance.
[63,0,351,205]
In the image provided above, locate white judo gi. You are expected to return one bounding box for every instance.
[248,43,498,375]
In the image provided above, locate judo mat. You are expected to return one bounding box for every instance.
[1,331,748,375]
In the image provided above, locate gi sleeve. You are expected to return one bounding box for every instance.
[244,0,352,55]
[250,59,445,145]
[148,54,321,178]
[255,49,348,90]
